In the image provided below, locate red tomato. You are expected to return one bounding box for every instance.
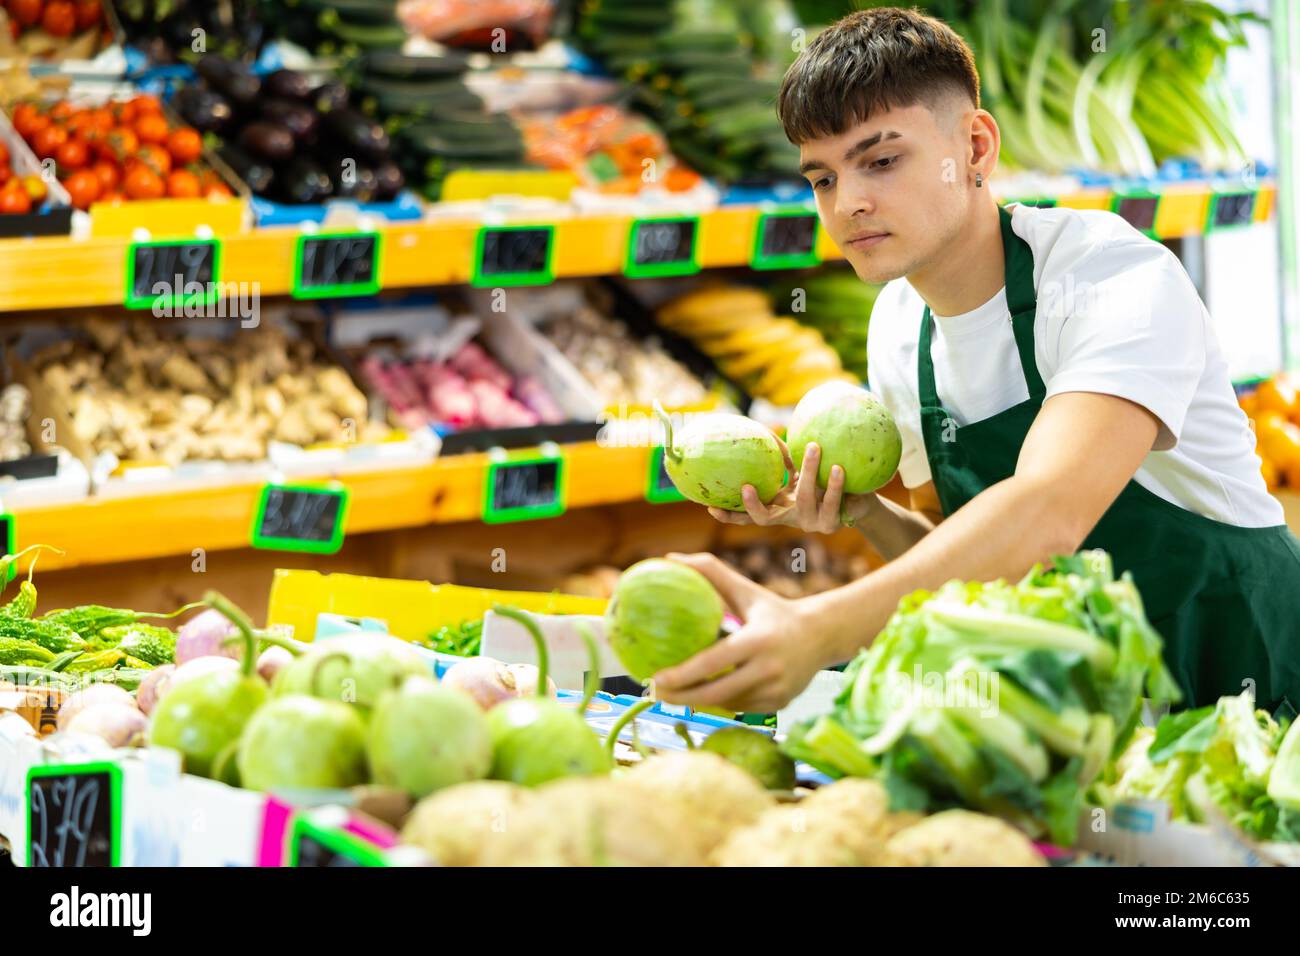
[32,124,68,160]
[0,182,33,215]
[62,168,100,209]
[165,127,202,165]
[73,0,100,30]
[90,159,119,193]
[0,142,8,167]
[17,112,50,142]
[204,181,233,200]
[98,189,125,204]
[136,143,171,176]
[101,127,138,161]
[166,168,200,198]
[124,164,164,200]
[41,0,75,37]
[9,0,43,28]
[134,112,168,145]
[55,137,89,170]
[0,166,10,186]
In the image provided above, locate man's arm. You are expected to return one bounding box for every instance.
[842,480,943,560]
[811,390,1160,663]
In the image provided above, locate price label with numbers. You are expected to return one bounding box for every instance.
[251,483,349,554]
[292,232,382,299]
[27,762,122,867]
[0,512,13,585]
[287,816,388,867]
[645,445,685,504]
[471,225,555,287]
[124,239,221,311]
[624,217,700,279]
[751,210,821,270]
[1208,191,1257,231]
[483,456,566,523]
[1111,193,1160,237]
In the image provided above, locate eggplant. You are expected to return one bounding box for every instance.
[264,69,316,101]
[277,158,334,205]
[322,108,390,163]
[195,54,262,107]
[260,99,320,143]
[312,80,351,115]
[239,122,296,163]
[373,160,405,201]
[332,162,379,203]
[172,86,235,134]
[217,144,275,195]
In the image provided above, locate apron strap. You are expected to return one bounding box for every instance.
[917,205,1045,408]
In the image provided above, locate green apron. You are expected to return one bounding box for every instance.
[916,206,1300,716]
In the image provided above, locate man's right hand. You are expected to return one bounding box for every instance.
[707,440,876,534]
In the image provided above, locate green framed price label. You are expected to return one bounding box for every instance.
[1206,191,1258,232]
[292,231,382,299]
[645,445,684,504]
[471,225,555,287]
[250,482,349,554]
[751,209,821,270]
[0,512,14,585]
[624,216,701,279]
[27,762,123,868]
[482,455,566,524]
[1110,191,1161,239]
[124,238,221,311]
[287,815,388,867]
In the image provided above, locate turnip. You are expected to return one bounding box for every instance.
[485,608,610,787]
[656,402,785,511]
[135,664,176,716]
[441,657,556,711]
[67,703,148,749]
[272,633,428,716]
[149,593,269,778]
[175,608,241,665]
[236,695,368,792]
[786,381,902,494]
[58,683,135,732]
[367,676,493,798]
[256,646,294,684]
[605,558,723,682]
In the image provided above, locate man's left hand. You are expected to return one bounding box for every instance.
[651,552,827,713]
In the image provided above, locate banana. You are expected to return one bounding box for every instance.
[753,349,842,397]
[658,307,773,337]
[658,286,771,324]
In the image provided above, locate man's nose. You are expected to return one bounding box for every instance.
[835,184,875,220]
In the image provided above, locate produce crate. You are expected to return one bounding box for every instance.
[1075,799,1300,867]
[1,353,94,507]
[0,0,127,74]
[0,106,72,237]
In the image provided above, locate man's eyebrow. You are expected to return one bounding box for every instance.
[798,131,903,175]
[844,131,901,163]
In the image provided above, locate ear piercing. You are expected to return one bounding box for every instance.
[975,172,983,188]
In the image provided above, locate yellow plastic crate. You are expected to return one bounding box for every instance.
[266,569,607,645]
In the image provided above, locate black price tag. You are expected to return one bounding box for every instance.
[26,762,122,867]
[483,456,566,523]
[1210,192,1257,230]
[471,225,555,287]
[645,445,684,504]
[288,817,387,867]
[293,232,382,299]
[251,483,350,554]
[124,239,221,310]
[1113,194,1160,236]
[625,217,700,278]
[751,210,821,270]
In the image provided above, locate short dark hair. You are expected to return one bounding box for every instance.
[777,7,980,144]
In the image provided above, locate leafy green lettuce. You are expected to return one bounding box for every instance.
[781,550,1181,846]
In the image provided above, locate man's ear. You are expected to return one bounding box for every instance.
[970,108,1000,183]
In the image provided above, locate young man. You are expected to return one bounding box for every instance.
[654,7,1300,716]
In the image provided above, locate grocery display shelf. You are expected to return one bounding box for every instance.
[0,181,1276,311]
[8,440,657,572]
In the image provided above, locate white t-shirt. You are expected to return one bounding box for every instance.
[866,203,1282,528]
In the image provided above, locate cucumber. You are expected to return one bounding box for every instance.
[654,29,746,54]
[579,8,674,35]
[295,0,396,24]
[656,49,754,74]
[361,50,470,79]
[320,13,407,48]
